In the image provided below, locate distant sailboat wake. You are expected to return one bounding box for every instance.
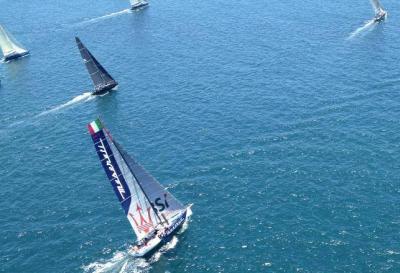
[37,92,94,117]
[75,9,131,26]
[347,0,387,40]
[347,20,376,40]
[5,92,94,129]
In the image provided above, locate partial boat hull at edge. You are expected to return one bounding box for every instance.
[131,1,149,10]
[3,51,29,62]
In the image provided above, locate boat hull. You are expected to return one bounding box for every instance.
[91,82,118,96]
[131,2,149,10]
[131,207,191,258]
[374,12,387,23]
[3,51,29,62]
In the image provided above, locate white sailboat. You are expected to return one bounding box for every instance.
[370,0,387,22]
[0,25,29,62]
[130,0,149,10]
[88,118,192,258]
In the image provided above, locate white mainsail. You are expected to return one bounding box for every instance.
[0,25,28,58]
[370,0,384,13]
[130,0,141,5]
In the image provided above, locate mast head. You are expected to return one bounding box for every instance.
[87,118,104,135]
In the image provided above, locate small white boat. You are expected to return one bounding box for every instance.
[88,119,192,258]
[373,10,387,22]
[130,0,149,10]
[0,25,29,62]
[370,0,387,23]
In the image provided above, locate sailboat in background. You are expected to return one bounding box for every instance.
[0,25,29,62]
[130,0,149,10]
[75,37,118,96]
[87,118,192,258]
[370,0,387,22]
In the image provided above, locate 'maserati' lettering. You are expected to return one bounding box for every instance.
[98,139,126,200]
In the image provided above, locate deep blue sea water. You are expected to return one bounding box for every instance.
[1,0,400,272]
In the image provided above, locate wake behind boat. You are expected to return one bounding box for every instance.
[0,25,29,62]
[370,0,387,23]
[87,118,192,258]
[75,37,118,96]
[130,0,149,10]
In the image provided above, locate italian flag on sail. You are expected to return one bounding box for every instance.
[88,118,104,135]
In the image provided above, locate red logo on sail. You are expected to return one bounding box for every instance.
[129,204,154,233]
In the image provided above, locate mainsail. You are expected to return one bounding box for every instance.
[129,0,148,9]
[75,37,117,93]
[88,119,185,241]
[130,0,141,5]
[0,25,28,59]
[370,0,384,13]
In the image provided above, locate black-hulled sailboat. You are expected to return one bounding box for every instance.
[130,0,149,10]
[0,25,29,62]
[75,37,118,96]
[87,118,192,258]
[370,0,387,22]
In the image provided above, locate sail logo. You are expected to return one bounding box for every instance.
[98,139,126,200]
[129,204,153,233]
[152,193,170,213]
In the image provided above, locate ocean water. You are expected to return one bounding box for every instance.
[1,0,400,272]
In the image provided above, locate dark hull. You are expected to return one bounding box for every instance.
[142,211,188,259]
[3,51,29,62]
[91,82,118,96]
[374,12,387,23]
[131,2,149,10]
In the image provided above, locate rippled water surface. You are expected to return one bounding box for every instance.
[1,0,400,272]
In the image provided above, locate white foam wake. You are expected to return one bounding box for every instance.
[37,92,94,117]
[83,250,150,273]
[83,238,179,273]
[84,212,192,273]
[84,233,188,272]
[75,9,131,26]
[5,92,94,129]
[347,20,376,40]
